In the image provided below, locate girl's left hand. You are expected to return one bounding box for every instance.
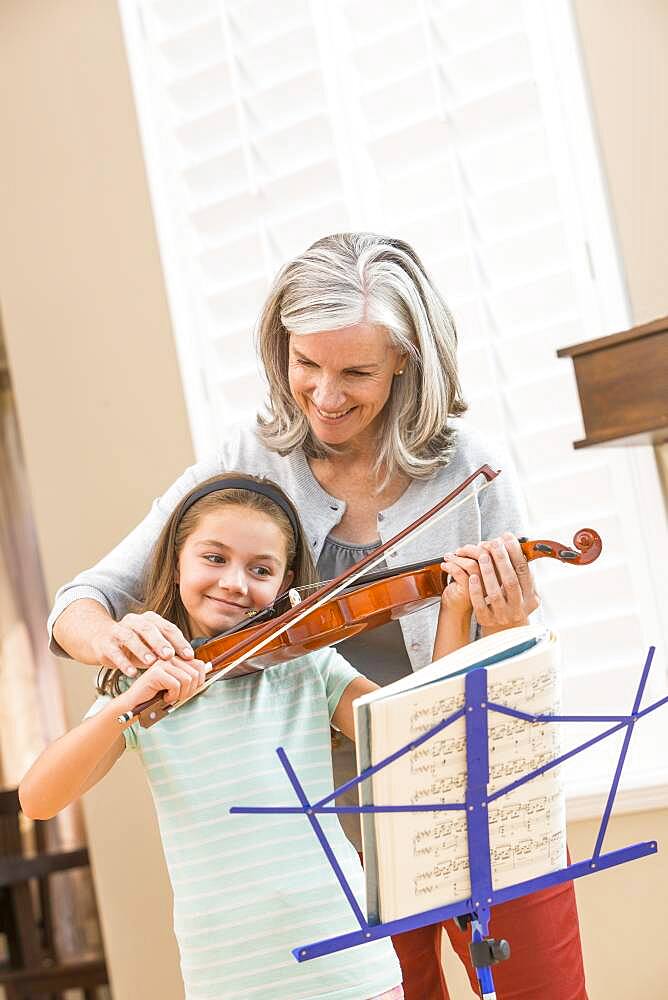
[443,532,540,633]
[439,556,473,617]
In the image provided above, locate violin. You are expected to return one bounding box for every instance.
[199,527,603,666]
[116,466,602,729]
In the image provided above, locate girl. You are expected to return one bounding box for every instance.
[21,474,476,1000]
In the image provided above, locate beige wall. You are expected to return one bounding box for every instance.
[0,1,192,997]
[573,0,668,326]
[0,1,665,998]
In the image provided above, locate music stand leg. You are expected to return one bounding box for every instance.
[456,907,510,1000]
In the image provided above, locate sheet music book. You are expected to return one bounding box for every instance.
[353,625,566,923]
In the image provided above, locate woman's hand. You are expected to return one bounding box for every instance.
[119,656,208,711]
[443,532,540,634]
[90,611,195,677]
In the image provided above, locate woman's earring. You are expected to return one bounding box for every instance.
[395,369,404,375]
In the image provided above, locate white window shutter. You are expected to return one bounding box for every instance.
[119,0,668,812]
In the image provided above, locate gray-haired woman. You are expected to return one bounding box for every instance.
[50,233,587,1000]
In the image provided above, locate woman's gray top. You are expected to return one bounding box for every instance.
[317,536,413,687]
[318,535,417,849]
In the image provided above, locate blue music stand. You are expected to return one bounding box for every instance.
[231,645,665,999]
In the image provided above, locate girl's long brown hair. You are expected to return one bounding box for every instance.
[98,473,318,696]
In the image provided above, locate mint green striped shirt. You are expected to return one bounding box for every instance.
[91,648,401,999]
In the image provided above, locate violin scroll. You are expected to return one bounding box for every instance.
[519,528,602,566]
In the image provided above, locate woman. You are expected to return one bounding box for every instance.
[49,233,587,999]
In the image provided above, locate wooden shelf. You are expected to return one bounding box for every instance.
[557,316,668,449]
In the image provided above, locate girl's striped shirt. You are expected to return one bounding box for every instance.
[87,647,401,1000]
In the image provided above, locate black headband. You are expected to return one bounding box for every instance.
[177,477,300,544]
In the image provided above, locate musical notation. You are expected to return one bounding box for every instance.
[365,633,566,921]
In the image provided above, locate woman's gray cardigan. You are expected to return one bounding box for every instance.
[48,422,531,670]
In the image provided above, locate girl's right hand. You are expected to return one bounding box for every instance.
[121,656,208,710]
[91,611,195,677]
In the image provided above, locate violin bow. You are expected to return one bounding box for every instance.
[119,464,499,726]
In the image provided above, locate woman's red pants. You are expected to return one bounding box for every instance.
[391,877,587,1000]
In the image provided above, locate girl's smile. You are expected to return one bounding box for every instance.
[206,594,248,609]
[176,507,294,638]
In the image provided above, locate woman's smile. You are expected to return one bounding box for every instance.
[310,402,355,423]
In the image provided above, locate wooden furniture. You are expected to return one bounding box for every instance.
[0,960,109,999]
[0,789,108,999]
[557,315,668,448]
